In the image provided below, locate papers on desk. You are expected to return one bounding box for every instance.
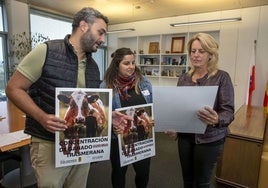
[0,130,31,148]
[153,86,218,133]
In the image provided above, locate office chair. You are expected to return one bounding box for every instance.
[0,151,23,188]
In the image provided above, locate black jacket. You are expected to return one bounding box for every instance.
[25,35,100,141]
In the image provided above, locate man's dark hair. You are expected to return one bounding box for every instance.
[72,7,109,32]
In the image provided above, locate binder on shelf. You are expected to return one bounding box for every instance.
[179,55,187,65]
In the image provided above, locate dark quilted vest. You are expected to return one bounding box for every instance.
[24,35,101,141]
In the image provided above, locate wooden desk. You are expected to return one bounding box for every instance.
[0,100,30,152]
[0,100,36,187]
[0,138,31,152]
[216,105,267,188]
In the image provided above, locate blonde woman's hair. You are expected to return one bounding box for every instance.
[187,33,219,77]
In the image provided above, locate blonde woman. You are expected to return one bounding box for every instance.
[167,33,234,188]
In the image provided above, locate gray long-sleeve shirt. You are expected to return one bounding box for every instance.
[177,70,235,144]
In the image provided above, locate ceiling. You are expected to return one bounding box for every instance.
[17,0,268,25]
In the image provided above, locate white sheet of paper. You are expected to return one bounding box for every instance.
[153,86,218,133]
[0,130,31,147]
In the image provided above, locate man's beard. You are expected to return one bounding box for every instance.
[80,30,99,53]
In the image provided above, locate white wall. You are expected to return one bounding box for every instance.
[108,6,268,111]
[256,6,268,110]
[6,1,268,111]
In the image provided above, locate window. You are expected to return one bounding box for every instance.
[92,48,106,79]
[0,0,8,101]
[30,9,107,80]
[30,9,72,39]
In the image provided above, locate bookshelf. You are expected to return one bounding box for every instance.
[117,31,219,85]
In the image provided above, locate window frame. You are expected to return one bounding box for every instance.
[30,8,107,80]
[0,0,9,100]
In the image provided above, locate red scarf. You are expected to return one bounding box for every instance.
[114,73,136,101]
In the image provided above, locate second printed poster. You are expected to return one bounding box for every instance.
[116,103,155,167]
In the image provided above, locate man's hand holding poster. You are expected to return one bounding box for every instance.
[116,103,155,167]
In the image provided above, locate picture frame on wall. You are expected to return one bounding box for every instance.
[171,37,185,53]
[149,42,159,54]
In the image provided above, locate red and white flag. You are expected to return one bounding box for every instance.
[247,41,256,106]
[264,81,268,116]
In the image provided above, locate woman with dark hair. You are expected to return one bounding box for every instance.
[167,33,235,188]
[100,47,153,188]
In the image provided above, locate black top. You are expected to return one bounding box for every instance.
[120,88,146,107]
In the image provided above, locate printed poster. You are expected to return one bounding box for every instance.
[55,88,112,167]
[116,103,155,167]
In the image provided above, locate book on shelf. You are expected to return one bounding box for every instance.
[141,58,158,65]
[161,70,169,76]
[144,58,153,65]
[152,69,159,76]
[179,55,187,65]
